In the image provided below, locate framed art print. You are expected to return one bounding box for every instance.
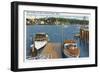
[11,1,97,71]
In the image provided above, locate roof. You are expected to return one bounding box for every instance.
[34,33,48,41]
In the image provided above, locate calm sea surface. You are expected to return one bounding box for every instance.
[26,25,89,58]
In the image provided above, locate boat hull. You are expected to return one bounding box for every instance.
[63,48,80,58]
[34,41,47,50]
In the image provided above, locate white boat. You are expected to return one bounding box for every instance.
[34,41,47,50]
[34,33,48,50]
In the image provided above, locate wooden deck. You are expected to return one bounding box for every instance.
[32,42,62,59]
[40,43,62,59]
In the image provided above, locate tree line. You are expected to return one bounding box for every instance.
[26,17,89,25]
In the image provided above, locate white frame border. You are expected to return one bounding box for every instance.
[18,5,96,68]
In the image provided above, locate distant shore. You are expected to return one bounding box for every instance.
[26,17,89,25]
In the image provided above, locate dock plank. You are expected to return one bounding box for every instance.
[40,43,62,59]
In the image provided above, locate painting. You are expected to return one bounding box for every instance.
[11,1,97,71]
[25,11,89,60]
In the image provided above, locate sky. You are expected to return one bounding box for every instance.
[26,11,89,20]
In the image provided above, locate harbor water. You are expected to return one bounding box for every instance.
[26,24,89,58]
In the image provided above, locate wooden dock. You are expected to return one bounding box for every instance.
[32,42,62,59]
[40,43,61,59]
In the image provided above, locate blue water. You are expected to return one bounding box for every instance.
[26,25,89,58]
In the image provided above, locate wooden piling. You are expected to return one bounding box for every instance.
[80,28,89,43]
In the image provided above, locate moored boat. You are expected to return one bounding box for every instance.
[63,40,80,58]
[31,33,49,57]
[34,33,48,50]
